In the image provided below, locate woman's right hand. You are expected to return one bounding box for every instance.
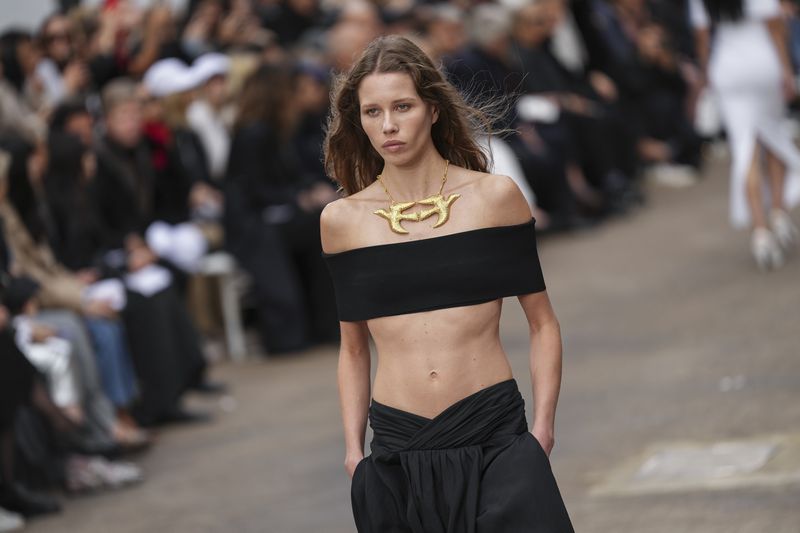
[345,453,364,479]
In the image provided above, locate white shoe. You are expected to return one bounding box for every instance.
[0,506,24,532]
[770,209,798,249]
[751,228,784,271]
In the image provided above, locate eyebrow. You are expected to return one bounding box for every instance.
[360,98,416,109]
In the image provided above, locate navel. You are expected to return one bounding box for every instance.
[429,370,439,380]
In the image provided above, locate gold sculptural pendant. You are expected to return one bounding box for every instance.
[373,201,420,235]
[417,193,461,228]
[373,193,461,234]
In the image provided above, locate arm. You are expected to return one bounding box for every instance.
[337,320,371,477]
[688,0,711,77]
[518,291,563,456]
[484,174,563,455]
[766,16,796,100]
[694,27,711,77]
[320,200,371,477]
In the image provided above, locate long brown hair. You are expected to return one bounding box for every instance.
[234,62,298,139]
[323,35,496,196]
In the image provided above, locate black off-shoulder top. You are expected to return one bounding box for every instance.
[322,218,546,322]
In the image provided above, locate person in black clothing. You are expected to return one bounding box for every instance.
[320,35,572,532]
[0,152,62,518]
[225,62,338,354]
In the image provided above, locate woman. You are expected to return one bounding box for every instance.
[225,62,338,354]
[320,36,573,532]
[692,0,800,270]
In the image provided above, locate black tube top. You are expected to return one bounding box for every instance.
[322,218,546,321]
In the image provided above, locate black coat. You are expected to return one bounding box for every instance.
[224,122,313,255]
[92,136,157,250]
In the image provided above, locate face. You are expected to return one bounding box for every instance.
[65,112,94,147]
[357,72,438,166]
[43,16,73,64]
[514,2,561,47]
[295,73,327,114]
[106,100,143,147]
[204,75,228,107]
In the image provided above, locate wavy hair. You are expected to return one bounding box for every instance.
[323,35,497,196]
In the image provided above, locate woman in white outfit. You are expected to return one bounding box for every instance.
[691,0,800,269]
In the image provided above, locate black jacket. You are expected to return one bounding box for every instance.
[224,122,313,254]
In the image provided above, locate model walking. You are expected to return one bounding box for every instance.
[692,0,800,269]
[321,36,573,532]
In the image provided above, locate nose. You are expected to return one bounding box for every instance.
[382,113,398,135]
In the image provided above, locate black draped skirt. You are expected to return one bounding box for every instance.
[351,379,574,533]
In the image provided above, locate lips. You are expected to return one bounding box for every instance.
[382,140,405,149]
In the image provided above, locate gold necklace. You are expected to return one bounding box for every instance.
[373,160,461,234]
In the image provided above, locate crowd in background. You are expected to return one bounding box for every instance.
[1,0,799,529]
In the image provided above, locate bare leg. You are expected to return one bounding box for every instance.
[763,146,800,248]
[765,148,786,211]
[745,143,767,229]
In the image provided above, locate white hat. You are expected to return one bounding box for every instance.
[190,53,230,85]
[143,58,199,98]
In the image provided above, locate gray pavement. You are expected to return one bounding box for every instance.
[26,157,800,532]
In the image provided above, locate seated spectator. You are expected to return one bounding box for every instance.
[34,14,90,109]
[0,305,63,520]
[0,30,46,114]
[93,79,224,424]
[187,53,234,183]
[419,4,467,64]
[6,277,84,426]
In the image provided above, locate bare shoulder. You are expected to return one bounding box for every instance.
[474,173,532,226]
[320,183,382,253]
[320,198,353,254]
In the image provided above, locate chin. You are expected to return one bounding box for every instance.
[383,150,421,167]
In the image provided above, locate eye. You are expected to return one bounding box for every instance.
[396,103,411,111]
[364,108,380,117]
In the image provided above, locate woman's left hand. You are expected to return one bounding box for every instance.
[531,426,555,457]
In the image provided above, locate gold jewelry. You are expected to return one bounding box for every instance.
[373,201,419,235]
[373,160,461,234]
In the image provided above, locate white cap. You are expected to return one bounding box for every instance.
[190,53,230,85]
[143,58,199,98]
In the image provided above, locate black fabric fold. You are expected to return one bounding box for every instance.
[351,379,574,533]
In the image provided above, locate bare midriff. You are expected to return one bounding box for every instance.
[368,299,514,419]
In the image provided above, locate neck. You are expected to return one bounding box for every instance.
[380,148,448,201]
